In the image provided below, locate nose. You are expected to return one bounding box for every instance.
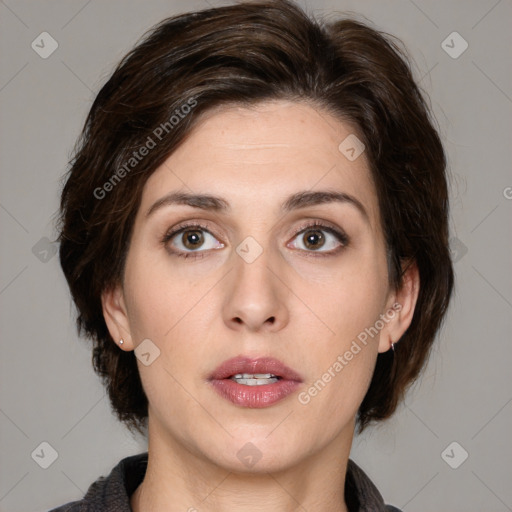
[222,244,289,333]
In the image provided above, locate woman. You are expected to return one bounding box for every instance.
[53,0,453,510]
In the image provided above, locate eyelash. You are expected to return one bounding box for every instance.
[161,220,349,259]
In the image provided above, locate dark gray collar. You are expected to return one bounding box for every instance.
[49,452,401,512]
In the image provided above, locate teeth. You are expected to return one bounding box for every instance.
[232,373,276,379]
[230,373,279,385]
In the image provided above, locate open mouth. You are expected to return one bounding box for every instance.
[229,373,281,385]
[209,356,302,408]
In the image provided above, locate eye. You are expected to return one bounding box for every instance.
[287,222,348,254]
[163,223,224,258]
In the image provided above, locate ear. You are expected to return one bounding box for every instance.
[378,260,420,353]
[101,284,134,351]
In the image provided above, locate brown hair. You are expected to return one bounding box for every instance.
[59,0,453,434]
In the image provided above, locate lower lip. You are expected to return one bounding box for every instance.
[210,379,301,408]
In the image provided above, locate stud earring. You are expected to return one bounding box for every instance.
[119,339,124,345]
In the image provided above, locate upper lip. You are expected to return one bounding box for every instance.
[210,356,303,382]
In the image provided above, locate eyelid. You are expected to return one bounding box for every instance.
[162,221,220,243]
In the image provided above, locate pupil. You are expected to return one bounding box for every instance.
[183,230,204,249]
[304,229,324,249]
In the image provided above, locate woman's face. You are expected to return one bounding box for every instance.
[104,100,413,473]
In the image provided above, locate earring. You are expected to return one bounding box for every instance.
[119,339,124,345]
[391,342,395,352]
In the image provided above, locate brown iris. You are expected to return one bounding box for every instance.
[182,229,204,249]
[303,229,325,250]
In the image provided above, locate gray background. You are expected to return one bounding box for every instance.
[0,0,511,511]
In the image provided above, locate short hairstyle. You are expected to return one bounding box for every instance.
[58,0,454,434]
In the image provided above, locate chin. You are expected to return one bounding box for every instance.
[201,432,309,475]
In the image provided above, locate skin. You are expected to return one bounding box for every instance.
[102,100,419,512]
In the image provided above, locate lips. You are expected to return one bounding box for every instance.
[209,356,303,408]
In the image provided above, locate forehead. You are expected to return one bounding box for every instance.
[140,100,380,228]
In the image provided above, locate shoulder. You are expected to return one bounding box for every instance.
[47,452,148,512]
[48,501,84,512]
[346,459,402,512]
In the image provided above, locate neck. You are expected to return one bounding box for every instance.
[131,420,353,512]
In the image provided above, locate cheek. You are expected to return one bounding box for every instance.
[292,244,387,408]
[297,311,380,432]
[293,246,389,345]
[122,249,225,398]
[121,251,214,416]
[123,244,205,340]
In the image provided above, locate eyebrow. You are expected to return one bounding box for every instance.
[146,190,369,222]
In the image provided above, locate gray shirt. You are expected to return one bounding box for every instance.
[49,452,402,512]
